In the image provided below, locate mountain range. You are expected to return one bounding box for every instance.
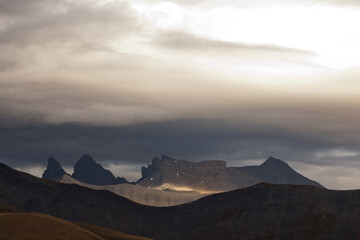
[41,155,322,206]
[138,155,323,192]
[1,163,360,240]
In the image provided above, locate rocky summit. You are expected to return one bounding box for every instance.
[138,156,322,192]
[72,155,128,185]
[42,157,67,180]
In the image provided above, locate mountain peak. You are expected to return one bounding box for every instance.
[72,155,128,185]
[261,156,289,168]
[42,157,67,180]
[77,154,96,164]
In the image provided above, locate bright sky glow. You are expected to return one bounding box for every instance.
[132,1,360,71]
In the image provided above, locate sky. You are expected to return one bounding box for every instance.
[1,0,360,189]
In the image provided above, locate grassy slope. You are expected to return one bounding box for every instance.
[0,212,152,240]
[0,200,18,213]
[76,222,153,240]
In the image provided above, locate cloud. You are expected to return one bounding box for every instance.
[0,0,140,74]
[290,162,360,190]
[315,149,359,159]
[0,119,359,166]
[155,30,313,55]
[0,0,138,45]
[105,163,143,182]
[0,0,56,16]
[143,0,360,7]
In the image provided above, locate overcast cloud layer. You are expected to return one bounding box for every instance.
[1,0,360,189]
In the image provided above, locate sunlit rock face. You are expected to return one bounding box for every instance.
[138,156,322,193]
[72,155,128,185]
[42,157,67,180]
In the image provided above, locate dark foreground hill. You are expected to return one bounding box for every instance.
[1,163,360,240]
[138,155,322,192]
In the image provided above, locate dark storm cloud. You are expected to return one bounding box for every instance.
[1,119,359,169]
[156,30,313,56]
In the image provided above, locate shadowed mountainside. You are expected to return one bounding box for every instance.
[1,163,360,239]
[138,155,322,192]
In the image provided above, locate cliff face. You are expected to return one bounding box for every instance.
[139,155,236,192]
[138,156,322,192]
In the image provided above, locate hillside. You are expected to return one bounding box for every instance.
[1,163,360,239]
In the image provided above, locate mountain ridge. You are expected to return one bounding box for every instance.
[138,155,323,192]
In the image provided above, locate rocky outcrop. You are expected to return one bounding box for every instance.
[72,155,128,185]
[138,156,323,192]
[42,157,67,180]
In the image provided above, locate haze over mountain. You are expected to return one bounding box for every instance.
[1,163,360,240]
[59,174,203,207]
[139,155,322,192]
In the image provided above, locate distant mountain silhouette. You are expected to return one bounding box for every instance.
[138,156,322,192]
[1,162,360,240]
[42,157,68,180]
[235,156,322,186]
[72,155,128,185]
